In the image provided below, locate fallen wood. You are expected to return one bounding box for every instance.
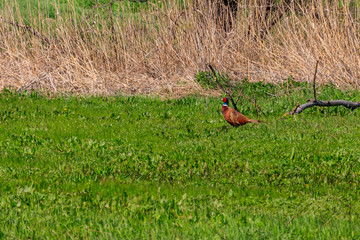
[283,59,360,115]
[284,99,360,115]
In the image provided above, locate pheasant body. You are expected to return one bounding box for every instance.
[221,98,261,126]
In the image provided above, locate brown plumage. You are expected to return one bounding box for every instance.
[221,97,262,126]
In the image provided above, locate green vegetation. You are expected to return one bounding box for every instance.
[1,83,360,239]
[1,2,359,238]
[4,0,160,21]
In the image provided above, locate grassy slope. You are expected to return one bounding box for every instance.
[0,83,360,239]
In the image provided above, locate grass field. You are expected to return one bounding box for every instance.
[1,82,360,239]
[1,0,360,238]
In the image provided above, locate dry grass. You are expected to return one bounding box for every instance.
[1,0,360,96]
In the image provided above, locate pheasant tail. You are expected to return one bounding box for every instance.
[248,119,264,124]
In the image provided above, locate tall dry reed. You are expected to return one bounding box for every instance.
[1,0,360,96]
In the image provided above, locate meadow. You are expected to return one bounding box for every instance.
[1,0,360,238]
[1,82,360,239]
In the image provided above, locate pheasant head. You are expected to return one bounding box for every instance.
[222,97,229,105]
[222,97,229,114]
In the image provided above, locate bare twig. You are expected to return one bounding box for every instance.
[0,17,50,46]
[314,196,343,234]
[208,65,227,93]
[286,201,313,225]
[85,227,112,235]
[234,93,242,105]
[240,92,267,117]
[208,64,239,111]
[312,60,320,101]
[254,93,259,117]
[93,0,148,9]
[282,102,299,117]
[129,0,148,2]
[46,73,57,93]
[208,65,267,116]
[17,73,47,93]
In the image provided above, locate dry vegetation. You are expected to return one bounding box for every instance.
[1,0,360,96]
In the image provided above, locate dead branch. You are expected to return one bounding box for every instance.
[285,100,360,115]
[0,17,50,46]
[283,102,299,117]
[208,64,267,116]
[312,60,320,101]
[286,201,313,225]
[208,64,239,111]
[93,0,148,9]
[231,81,267,117]
[247,91,267,117]
[283,59,360,115]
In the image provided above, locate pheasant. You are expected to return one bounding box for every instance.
[221,97,262,126]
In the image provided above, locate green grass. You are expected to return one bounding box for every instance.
[1,83,360,239]
[2,0,162,21]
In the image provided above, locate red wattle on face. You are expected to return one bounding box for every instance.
[223,97,227,102]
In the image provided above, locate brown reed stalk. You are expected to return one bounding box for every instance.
[0,0,359,95]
